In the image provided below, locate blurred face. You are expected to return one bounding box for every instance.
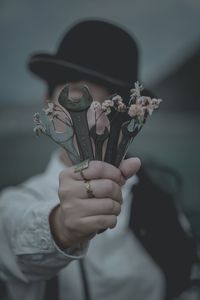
[47,81,111,165]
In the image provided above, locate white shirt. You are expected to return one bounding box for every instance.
[0,152,165,300]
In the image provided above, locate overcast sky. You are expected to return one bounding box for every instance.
[1,0,200,104]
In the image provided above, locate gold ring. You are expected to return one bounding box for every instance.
[85,180,95,198]
[74,159,89,181]
[80,170,87,181]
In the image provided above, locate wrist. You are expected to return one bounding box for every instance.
[49,204,71,250]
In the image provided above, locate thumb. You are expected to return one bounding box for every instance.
[119,157,141,180]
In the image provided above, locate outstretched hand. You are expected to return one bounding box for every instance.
[49,157,141,250]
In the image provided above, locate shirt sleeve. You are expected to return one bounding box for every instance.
[0,185,88,283]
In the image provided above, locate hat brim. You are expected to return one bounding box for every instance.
[28,54,132,90]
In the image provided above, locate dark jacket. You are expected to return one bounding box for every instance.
[131,167,197,299]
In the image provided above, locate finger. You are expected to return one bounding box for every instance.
[58,177,122,203]
[70,160,124,185]
[78,215,118,234]
[80,179,122,203]
[119,157,141,180]
[64,198,121,217]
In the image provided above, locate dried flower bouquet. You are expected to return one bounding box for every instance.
[34,81,162,167]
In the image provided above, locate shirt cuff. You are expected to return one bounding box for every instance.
[14,201,88,259]
[52,237,89,259]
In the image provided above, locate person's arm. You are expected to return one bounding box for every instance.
[0,158,141,283]
[0,186,86,283]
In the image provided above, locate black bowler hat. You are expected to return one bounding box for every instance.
[28,19,139,93]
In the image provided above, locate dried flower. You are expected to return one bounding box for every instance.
[111,95,126,112]
[145,98,163,116]
[136,96,151,105]
[102,99,114,115]
[151,98,162,108]
[130,81,144,101]
[43,102,57,121]
[33,113,46,136]
[116,102,127,112]
[33,81,162,167]
[100,94,126,113]
[128,104,145,122]
[112,95,123,102]
[33,124,46,136]
[90,101,102,111]
[33,112,41,124]
[43,102,54,114]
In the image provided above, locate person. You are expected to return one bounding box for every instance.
[0,19,196,300]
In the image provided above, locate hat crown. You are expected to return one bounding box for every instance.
[28,20,139,91]
[56,20,138,85]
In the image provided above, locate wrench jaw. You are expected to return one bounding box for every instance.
[90,125,109,161]
[57,85,69,110]
[58,84,93,112]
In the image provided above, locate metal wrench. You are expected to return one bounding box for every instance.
[104,111,131,165]
[114,119,143,167]
[40,111,80,164]
[90,125,109,160]
[58,85,94,161]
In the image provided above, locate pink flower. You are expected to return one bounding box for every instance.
[136,96,151,106]
[128,104,145,122]
[102,100,114,115]
[117,102,127,112]
[145,98,163,116]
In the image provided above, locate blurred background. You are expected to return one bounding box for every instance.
[0,0,200,240]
